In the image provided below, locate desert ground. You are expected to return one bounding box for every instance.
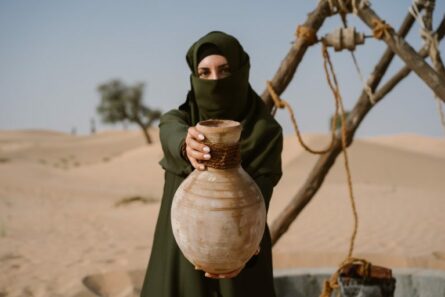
[0,129,444,297]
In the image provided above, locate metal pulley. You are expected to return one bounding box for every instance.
[323,27,365,51]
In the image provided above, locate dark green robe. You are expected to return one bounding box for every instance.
[141,31,283,297]
[140,108,282,297]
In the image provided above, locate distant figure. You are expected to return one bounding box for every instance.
[140,31,283,297]
[71,127,77,135]
[90,118,96,134]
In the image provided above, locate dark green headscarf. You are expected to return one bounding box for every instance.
[174,31,282,184]
[185,31,250,121]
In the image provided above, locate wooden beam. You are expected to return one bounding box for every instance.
[375,16,445,102]
[270,9,444,246]
[357,5,445,102]
[260,0,331,110]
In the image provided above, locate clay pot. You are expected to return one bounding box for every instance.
[171,119,266,275]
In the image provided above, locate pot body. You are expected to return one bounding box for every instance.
[170,120,266,274]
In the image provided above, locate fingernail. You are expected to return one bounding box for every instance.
[198,134,205,140]
[200,165,205,170]
[204,154,211,159]
[203,146,210,153]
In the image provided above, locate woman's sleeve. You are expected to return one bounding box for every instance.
[252,125,283,212]
[254,174,279,213]
[158,109,194,176]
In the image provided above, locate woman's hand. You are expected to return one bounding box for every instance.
[194,247,259,279]
[204,266,244,279]
[185,126,211,170]
[195,265,244,279]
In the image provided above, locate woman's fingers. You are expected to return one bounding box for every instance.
[186,138,211,159]
[187,127,209,152]
[204,266,244,279]
[188,126,205,142]
[188,154,205,171]
[186,145,210,170]
[185,126,211,170]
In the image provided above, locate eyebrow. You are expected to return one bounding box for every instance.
[198,63,230,70]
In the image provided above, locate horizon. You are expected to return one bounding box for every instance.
[1,0,444,137]
[2,126,444,141]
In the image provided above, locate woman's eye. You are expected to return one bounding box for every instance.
[198,70,209,78]
[220,67,231,77]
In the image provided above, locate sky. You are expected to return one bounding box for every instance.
[0,0,444,137]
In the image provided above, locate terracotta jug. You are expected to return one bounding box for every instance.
[171,119,266,275]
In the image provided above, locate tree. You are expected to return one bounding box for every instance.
[97,79,161,144]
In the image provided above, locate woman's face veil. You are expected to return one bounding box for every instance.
[185,31,251,121]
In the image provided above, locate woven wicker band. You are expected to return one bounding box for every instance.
[201,141,241,169]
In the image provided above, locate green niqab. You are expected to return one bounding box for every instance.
[186,32,250,121]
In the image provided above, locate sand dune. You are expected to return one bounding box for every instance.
[0,129,444,297]
[367,133,445,160]
[270,134,445,271]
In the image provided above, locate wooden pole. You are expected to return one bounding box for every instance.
[374,16,445,103]
[270,12,444,246]
[260,0,331,110]
[357,6,445,102]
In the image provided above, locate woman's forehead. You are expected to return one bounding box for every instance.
[197,55,229,68]
[187,31,247,73]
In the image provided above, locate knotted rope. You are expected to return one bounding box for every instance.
[351,0,369,14]
[324,0,349,16]
[320,257,372,297]
[372,19,394,40]
[409,0,445,134]
[296,25,318,46]
[321,0,369,15]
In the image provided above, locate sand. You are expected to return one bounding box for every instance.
[0,129,444,297]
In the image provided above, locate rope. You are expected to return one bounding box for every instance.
[268,43,359,261]
[351,0,369,14]
[321,43,359,259]
[296,25,318,46]
[372,19,394,40]
[350,45,376,105]
[201,141,241,169]
[267,81,338,154]
[322,0,369,15]
[318,43,363,297]
[409,0,427,29]
[435,96,445,134]
[268,43,359,257]
[337,12,376,105]
[354,67,373,108]
[325,0,350,15]
[409,0,445,135]
[320,257,372,297]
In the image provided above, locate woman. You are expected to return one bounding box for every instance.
[141,31,283,297]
